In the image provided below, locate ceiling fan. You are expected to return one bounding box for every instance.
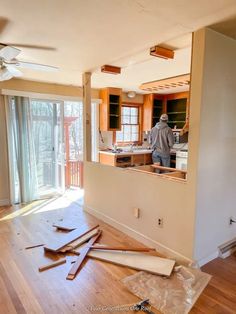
[0,44,58,81]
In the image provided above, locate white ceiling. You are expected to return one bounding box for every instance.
[0,0,236,93]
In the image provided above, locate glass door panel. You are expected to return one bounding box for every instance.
[30,99,65,197]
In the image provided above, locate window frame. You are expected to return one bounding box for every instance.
[114,102,142,145]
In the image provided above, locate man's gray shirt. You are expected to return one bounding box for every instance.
[149,121,174,157]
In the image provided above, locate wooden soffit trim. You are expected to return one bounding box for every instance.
[139,73,190,92]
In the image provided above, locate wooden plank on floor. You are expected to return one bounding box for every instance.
[66,231,102,280]
[38,259,67,272]
[91,245,156,252]
[87,250,175,277]
[59,228,99,252]
[44,224,99,252]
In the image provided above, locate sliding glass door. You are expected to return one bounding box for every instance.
[31,99,65,197]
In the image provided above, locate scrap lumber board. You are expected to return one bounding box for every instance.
[38,259,66,272]
[91,245,156,252]
[52,223,79,232]
[59,228,99,253]
[44,224,99,252]
[87,250,175,277]
[66,231,102,280]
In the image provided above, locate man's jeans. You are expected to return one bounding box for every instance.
[152,151,170,168]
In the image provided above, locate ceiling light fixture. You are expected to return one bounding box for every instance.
[127,91,136,98]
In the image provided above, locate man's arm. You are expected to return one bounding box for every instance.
[168,129,175,148]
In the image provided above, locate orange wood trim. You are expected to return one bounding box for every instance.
[150,46,174,59]
[101,65,121,75]
[139,74,190,92]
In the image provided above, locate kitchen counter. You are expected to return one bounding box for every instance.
[99,149,152,167]
[99,149,152,156]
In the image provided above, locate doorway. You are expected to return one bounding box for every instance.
[31,99,65,197]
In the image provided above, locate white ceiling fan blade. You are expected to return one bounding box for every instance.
[0,67,13,81]
[0,45,21,61]
[17,61,58,72]
[6,65,22,77]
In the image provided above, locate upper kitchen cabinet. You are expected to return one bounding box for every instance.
[143,94,164,131]
[142,91,189,132]
[99,87,122,131]
[166,92,189,131]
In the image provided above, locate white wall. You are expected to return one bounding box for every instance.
[84,162,196,263]
[193,28,236,262]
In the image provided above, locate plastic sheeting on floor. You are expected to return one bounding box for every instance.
[122,266,211,314]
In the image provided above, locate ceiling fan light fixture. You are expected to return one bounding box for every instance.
[0,66,13,81]
[127,91,136,98]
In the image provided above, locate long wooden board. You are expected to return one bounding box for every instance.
[66,231,102,280]
[59,228,99,253]
[91,245,156,252]
[87,250,175,277]
[44,224,99,252]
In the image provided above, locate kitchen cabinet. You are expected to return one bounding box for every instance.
[166,92,189,131]
[143,94,164,131]
[99,87,122,131]
[99,151,153,168]
[142,91,189,132]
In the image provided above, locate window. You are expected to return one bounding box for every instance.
[116,105,140,143]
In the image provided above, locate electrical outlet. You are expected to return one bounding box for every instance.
[133,207,140,219]
[158,218,163,228]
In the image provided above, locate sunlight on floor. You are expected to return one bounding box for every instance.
[0,188,84,221]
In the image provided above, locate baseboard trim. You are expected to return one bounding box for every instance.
[218,237,236,259]
[197,251,219,267]
[84,205,194,266]
[0,199,10,206]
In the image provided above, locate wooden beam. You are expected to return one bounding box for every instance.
[83,72,92,162]
[44,224,99,252]
[38,259,66,272]
[66,231,102,280]
[101,65,121,75]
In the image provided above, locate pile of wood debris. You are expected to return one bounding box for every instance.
[26,223,175,280]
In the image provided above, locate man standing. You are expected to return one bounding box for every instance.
[149,114,174,167]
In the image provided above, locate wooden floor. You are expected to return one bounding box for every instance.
[0,194,235,314]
